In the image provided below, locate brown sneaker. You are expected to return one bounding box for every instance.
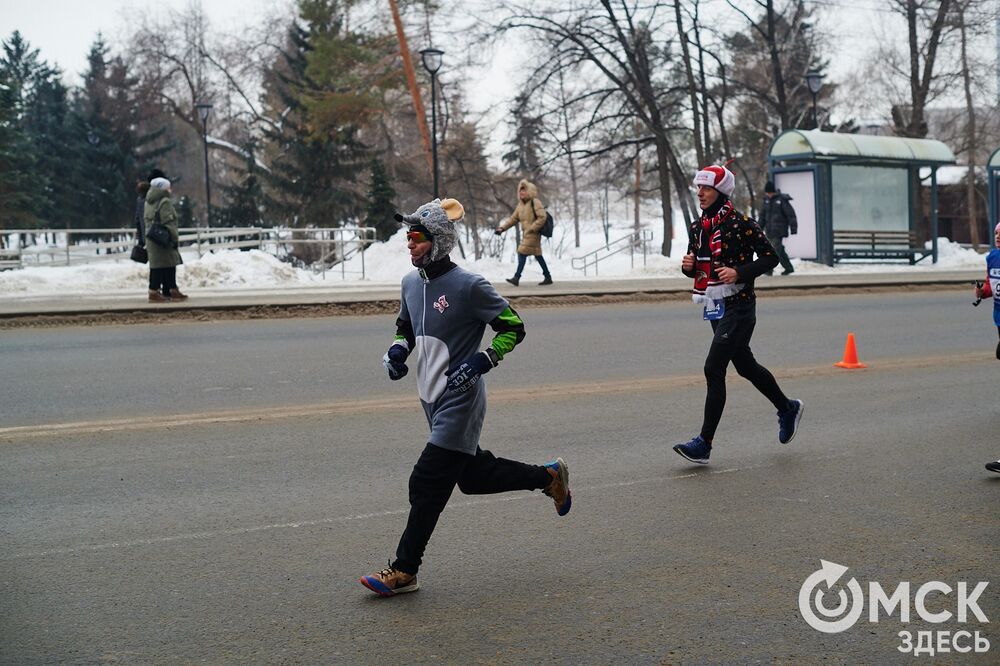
[360,562,419,597]
[543,458,572,516]
[168,289,189,300]
[148,290,170,302]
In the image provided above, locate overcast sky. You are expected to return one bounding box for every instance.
[3,0,995,160]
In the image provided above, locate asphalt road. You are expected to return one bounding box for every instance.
[2,291,998,664]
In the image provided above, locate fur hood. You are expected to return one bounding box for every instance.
[517,179,538,200]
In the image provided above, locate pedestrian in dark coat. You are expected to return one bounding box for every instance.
[134,169,167,246]
[134,181,149,247]
[144,178,187,302]
[758,181,798,275]
[673,165,803,465]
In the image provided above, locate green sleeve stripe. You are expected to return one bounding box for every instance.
[488,307,525,360]
[491,331,518,359]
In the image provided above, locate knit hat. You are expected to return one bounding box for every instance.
[150,177,171,190]
[764,180,776,193]
[693,165,735,197]
[394,198,464,264]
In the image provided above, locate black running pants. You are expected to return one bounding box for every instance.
[393,443,551,575]
[700,300,790,442]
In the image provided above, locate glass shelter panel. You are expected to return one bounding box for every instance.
[831,166,909,235]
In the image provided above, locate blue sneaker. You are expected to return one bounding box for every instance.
[673,436,711,464]
[543,458,571,516]
[778,399,804,444]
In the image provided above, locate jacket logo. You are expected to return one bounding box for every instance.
[433,295,449,314]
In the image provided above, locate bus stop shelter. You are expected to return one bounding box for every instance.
[768,130,955,265]
[988,147,1000,233]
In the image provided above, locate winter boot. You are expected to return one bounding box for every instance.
[505,276,520,287]
[168,289,189,300]
[538,275,553,285]
[148,290,170,303]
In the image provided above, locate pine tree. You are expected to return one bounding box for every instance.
[502,91,546,181]
[23,71,82,228]
[73,36,171,229]
[218,137,264,227]
[0,58,40,228]
[257,0,395,228]
[364,158,397,241]
[0,31,55,227]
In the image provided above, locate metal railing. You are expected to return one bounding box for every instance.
[262,227,377,279]
[0,248,21,271]
[1,226,377,279]
[571,229,654,276]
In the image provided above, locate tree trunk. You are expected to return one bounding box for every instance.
[653,134,674,257]
[959,5,980,249]
[558,70,581,247]
[674,1,705,165]
[634,149,642,236]
[765,0,790,129]
[389,0,434,178]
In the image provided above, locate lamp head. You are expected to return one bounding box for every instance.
[804,69,824,95]
[419,48,444,75]
[195,103,213,123]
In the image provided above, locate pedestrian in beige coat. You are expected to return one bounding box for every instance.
[495,179,552,286]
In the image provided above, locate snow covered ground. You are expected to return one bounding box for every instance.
[0,218,988,297]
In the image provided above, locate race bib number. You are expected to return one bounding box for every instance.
[703,299,725,321]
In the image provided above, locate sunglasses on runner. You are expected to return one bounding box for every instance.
[406,230,430,243]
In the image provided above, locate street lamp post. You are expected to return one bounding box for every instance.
[195,103,213,227]
[804,70,825,129]
[419,48,444,198]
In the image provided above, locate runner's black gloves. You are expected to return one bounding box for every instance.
[446,349,499,393]
[383,344,409,380]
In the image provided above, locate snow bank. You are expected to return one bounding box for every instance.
[0,218,989,297]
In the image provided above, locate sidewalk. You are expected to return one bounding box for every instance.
[0,269,981,317]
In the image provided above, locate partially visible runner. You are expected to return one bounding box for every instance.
[977,222,1000,474]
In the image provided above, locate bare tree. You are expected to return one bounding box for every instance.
[955,0,981,248]
[500,1,692,256]
[888,0,954,138]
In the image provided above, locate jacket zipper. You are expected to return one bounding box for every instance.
[419,268,428,386]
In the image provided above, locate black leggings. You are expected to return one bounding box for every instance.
[148,267,177,295]
[700,300,790,443]
[393,443,552,575]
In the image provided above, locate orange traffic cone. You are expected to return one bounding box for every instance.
[834,332,867,369]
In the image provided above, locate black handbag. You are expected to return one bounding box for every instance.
[146,207,172,248]
[147,223,171,248]
[130,244,148,263]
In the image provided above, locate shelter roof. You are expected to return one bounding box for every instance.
[769,130,955,166]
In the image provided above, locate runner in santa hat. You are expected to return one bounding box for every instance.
[978,222,1000,473]
[674,164,804,465]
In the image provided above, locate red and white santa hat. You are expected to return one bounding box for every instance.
[693,165,735,197]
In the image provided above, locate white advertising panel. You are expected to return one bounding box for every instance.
[774,170,817,260]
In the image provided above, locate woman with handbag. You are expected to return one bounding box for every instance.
[144,177,188,302]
